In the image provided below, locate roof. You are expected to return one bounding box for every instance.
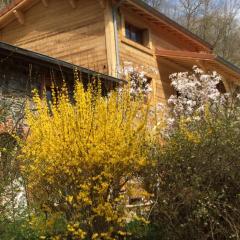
[121,0,213,52]
[0,41,126,84]
[216,56,240,75]
[126,0,213,50]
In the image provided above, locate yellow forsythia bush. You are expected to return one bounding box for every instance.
[21,81,149,239]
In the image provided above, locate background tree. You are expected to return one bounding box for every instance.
[0,0,11,8]
[144,0,240,66]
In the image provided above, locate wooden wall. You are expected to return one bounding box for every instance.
[0,0,108,74]
[118,7,193,103]
[1,0,234,103]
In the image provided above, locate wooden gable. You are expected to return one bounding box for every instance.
[120,0,212,53]
[0,0,108,74]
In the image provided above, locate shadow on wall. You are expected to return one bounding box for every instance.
[157,58,188,100]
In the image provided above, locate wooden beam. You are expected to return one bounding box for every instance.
[68,0,77,9]
[156,49,215,61]
[98,0,106,9]
[104,0,117,77]
[196,60,208,72]
[160,51,240,85]
[41,0,48,7]
[13,9,24,25]
[0,0,35,29]
[212,60,240,83]
[157,48,240,86]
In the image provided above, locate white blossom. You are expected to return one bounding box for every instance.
[121,63,153,97]
[236,93,240,101]
[168,66,226,118]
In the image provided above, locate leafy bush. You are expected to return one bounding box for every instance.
[144,100,240,239]
[0,95,28,239]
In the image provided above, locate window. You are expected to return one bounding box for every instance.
[125,22,144,45]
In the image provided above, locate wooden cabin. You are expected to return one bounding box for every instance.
[0,0,239,103]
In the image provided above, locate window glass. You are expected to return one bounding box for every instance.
[125,22,144,45]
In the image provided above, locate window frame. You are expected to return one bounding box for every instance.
[125,21,145,45]
[120,13,152,50]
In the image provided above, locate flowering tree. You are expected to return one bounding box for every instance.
[168,65,224,118]
[2,64,240,239]
[121,64,153,98]
[128,70,152,97]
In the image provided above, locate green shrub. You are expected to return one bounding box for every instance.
[144,104,240,239]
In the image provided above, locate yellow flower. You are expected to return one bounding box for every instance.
[21,80,150,238]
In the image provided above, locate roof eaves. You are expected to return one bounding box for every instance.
[0,41,127,84]
[0,0,24,17]
[216,55,240,75]
[127,0,213,51]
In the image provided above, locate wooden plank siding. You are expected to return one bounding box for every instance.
[118,6,195,103]
[117,5,240,102]
[0,0,108,74]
